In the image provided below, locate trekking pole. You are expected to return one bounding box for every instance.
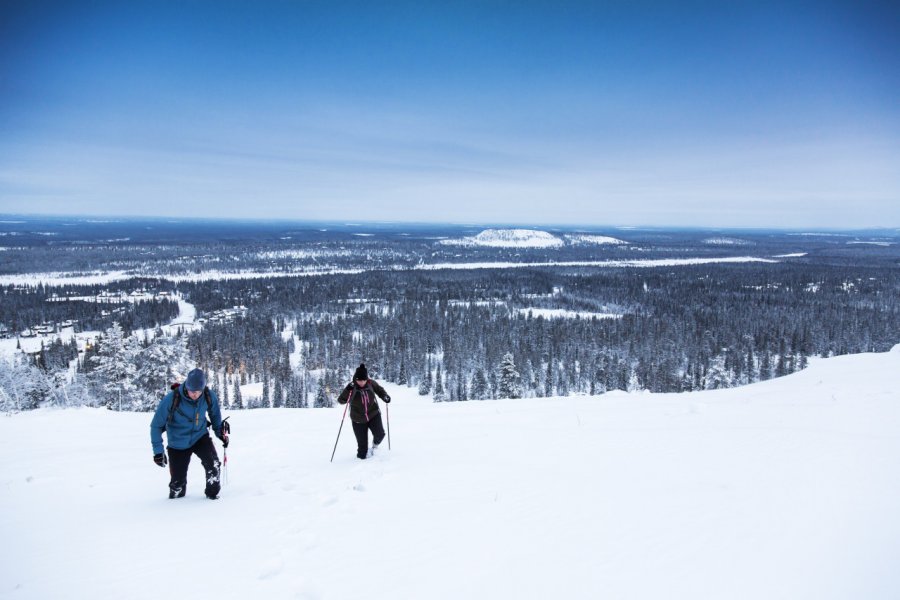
[221,417,230,485]
[330,400,350,462]
[223,443,229,485]
[386,401,391,450]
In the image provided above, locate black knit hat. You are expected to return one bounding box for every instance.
[353,363,368,381]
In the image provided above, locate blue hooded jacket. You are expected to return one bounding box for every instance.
[150,385,223,454]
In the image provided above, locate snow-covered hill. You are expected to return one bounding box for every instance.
[564,233,628,245]
[440,228,565,248]
[438,229,631,249]
[2,347,899,599]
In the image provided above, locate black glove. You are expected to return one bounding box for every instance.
[217,418,230,448]
[383,395,391,403]
[153,453,167,468]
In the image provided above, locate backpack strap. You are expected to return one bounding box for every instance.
[166,383,181,426]
[203,387,216,430]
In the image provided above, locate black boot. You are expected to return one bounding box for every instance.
[169,483,186,499]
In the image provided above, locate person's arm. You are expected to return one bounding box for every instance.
[207,389,223,433]
[337,384,353,405]
[371,380,391,403]
[150,393,172,456]
[207,389,229,447]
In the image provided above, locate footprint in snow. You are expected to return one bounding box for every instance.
[352,483,366,492]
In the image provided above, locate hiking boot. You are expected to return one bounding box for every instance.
[168,487,185,499]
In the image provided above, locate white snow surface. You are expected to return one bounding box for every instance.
[2,348,900,599]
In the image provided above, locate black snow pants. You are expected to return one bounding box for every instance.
[352,414,386,459]
[167,434,221,499]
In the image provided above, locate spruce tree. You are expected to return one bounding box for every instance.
[433,364,445,402]
[273,377,284,408]
[418,363,432,396]
[497,353,521,399]
[470,367,489,400]
[233,380,244,409]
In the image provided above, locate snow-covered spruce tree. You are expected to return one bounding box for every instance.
[418,364,432,396]
[432,364,444,402]
[497,353,521,399]
[222,373,230,408]
[470,367,489,400]
[398,357,408,386]
[0,354,50,411]
[133,334,190,410]
[456,376,467,401]
[262,369,270,408]
[704,354,733,390]
[314,377,332,408]
[233,380,244,409]
[295,373,309,408]
[90,322,142,410]
[273,377,284,408]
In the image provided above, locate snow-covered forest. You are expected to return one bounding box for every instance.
[1,218,898,411]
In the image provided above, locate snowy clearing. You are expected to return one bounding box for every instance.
[0,256,779,287]
[1,347,899,599]
[517,308,622,320]
[415,256,778,271]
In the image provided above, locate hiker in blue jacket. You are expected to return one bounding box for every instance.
[150,368,229,499]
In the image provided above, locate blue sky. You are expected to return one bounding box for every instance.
[1,0,898,228]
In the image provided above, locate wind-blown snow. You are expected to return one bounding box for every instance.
[2,348,899,599]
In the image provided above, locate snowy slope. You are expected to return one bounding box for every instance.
[2,348,900,600]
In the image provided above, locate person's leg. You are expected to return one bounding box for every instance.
[193,435,221,499]
[352,421,369,459]
[167,446,191,499]
[369,414,386,448]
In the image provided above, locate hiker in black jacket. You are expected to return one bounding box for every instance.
[337,364,390,459]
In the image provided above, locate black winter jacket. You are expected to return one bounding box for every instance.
[337,380,389,424]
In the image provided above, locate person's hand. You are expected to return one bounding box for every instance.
[383,395,391,403]
[153,453,167,467]
[217,418,230,448]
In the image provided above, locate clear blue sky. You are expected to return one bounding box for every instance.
[1,0,898,228]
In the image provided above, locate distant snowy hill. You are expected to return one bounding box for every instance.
[564,233,628,245]
[2,346,899,599]
[440,228,565,248]
[439,229,629,248]
[703,236,754,246]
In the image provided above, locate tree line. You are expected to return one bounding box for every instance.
[2,260,898,412]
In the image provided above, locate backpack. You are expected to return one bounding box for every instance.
[165,382,215,431]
